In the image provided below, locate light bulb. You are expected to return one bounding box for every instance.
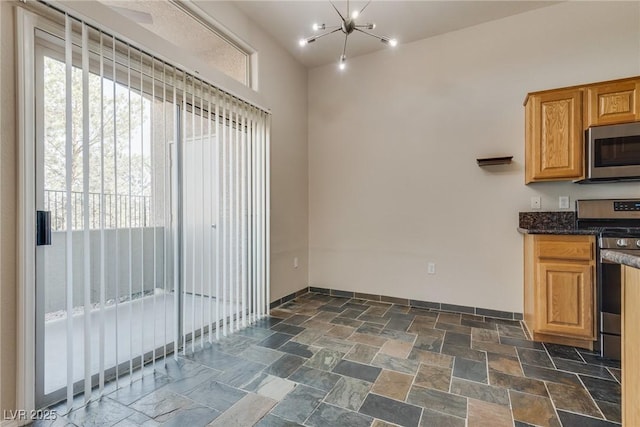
[312,23,325,31]
[351,10,359,19]
[299,38,307,47]
[339,55,346,70]
[389,38,398,47]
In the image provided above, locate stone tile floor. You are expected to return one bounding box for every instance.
[35,292,622,427]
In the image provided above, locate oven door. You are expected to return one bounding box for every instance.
[586,122,640,181]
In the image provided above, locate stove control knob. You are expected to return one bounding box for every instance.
[616,239,629,248]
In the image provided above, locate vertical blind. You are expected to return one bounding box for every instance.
[34,5,270,411]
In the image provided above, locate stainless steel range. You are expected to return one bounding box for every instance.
[576,199,640,360]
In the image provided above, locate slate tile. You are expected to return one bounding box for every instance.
[312,311,339,322]
[595,400,621,423]
[270,385,326,424]
[238,345,285,365]
[476,308,514,320]
[254,317,284,328]
[330,317,364,328]
[371,369,414,401]
[499,336,544,350]
[236,327,281,340]
[414,363,452,392]
[489,370,548,397]
[359,393,422,427]
[517,348,554,368]
[66,398,135,427]
[435,322,473,334]
[313,336,355,353]
[326,325,356,339]
[130,389,197,422]
[349,332,388,347]
[365,306,390,317]
[543,342,583,361]
[441,304,474,314]
[546,382,602,418]
[278,341,316,358]
[451,378,509,406]
[378,328,417,343]
[345,343,380,364]
[243,373,296,401]
[521,364,581,386]
[271,323,306,336]
[304,348,345,371]
[356,322,384,335]
[510,390,561,427]
[413,332,444,353]
[184,380,246,412]
[437,313,461,324]
[371,353,420,375]
[318,304,347,313]
[385,317,413,332]
[108,374,172,406]
[408,348,454,368]
[282,314,312,326]
[288,365,341,392]
[461,319,497,330]
[306,403,372,427]
[324,376,372,410]
[208,393,276,427]
[332,359,381,383]
[580,375,621,404]
[410,300,441,310]
[578,351,621,369]
[471,328,500,343]
[264,354,305,378]
[257,333,293,349]
[608,368,621,384]
[444,331,471,347]
[255,413,302,427]
[189,349,243,371]
[441,343,486,362]
[379,339,412,358]
[472,341,517,357]
[160,406,220,427]
[557,410,619,427]
[453,357,488,384]
[419,408,466,427]
[553,358,615,380]
[211,334,258,355]
[214,359,265,388]
[496,324,526,339]
[467,398,513,427]
[291,329,325,345]
[487,352,523,377]
[407,385,467,419]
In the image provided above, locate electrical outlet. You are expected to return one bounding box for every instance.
[531,196,541,209]
[293,257,299,269]
[559,196,569,209]
[427,262,436,275]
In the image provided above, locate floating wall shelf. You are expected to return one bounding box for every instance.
[476,156,513,166]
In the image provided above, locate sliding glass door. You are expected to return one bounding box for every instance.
[27,8,270,411]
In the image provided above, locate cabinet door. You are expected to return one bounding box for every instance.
[526,89,583,183]
[587,80,640,127]
[536,262,594,339]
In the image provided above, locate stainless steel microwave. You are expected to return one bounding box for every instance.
[580,122,640,183]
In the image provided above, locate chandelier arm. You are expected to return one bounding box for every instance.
[329,1,345,21]
[355,24,375,28]
[305,27,342,43]
[354,27,388,42]
[358,0,373,16]
[341,33,348,59]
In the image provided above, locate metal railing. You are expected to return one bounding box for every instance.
[44,190,151,231]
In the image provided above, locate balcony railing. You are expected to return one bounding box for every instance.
[44,190,151,231]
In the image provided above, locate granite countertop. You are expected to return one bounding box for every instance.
[601,249,640,269]
[517,211,598,235]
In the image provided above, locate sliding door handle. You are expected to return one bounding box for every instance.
[36,210,52,246]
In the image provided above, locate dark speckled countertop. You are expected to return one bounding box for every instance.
[601,250,640,269]
[517,211,598,235]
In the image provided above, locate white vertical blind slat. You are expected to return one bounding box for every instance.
[98,30,106,397]
[138,47,145,380]
[127,44,134,384]
[64,13,74,411]
[215,89,221,341]
[81,22,92,403]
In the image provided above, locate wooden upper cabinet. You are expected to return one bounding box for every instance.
[586,80,640,127]
[525,89,583,183]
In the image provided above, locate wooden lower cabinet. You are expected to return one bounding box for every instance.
[523,234,596,350]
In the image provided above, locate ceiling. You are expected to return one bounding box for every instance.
[229,1,558,68]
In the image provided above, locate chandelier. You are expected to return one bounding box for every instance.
[298,0,397,70]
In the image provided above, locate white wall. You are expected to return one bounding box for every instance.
[193,1,309,302]
[308,1,640,313]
